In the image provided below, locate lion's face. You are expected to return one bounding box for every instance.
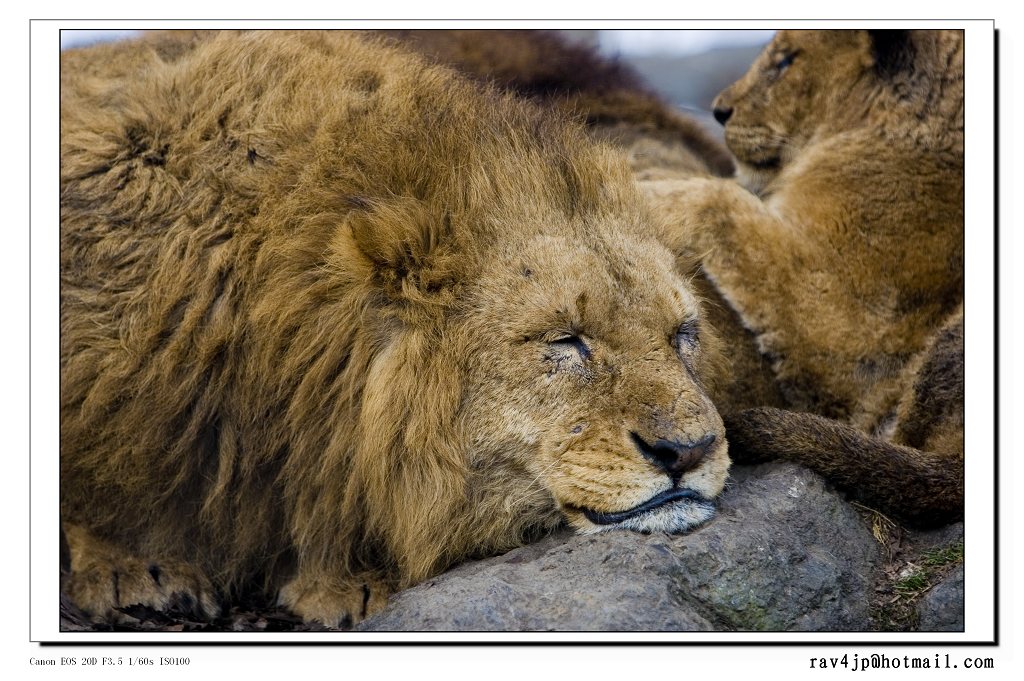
[459,224,730,535]
[713,30,875,193]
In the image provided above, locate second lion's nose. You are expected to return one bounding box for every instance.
[630,432,716,478]
[713,106,734,125]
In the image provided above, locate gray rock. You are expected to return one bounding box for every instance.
[917,564,965,631]
[359,462,882,631]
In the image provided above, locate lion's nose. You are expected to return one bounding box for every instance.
[630,432,716,478]
[712,106,733,125]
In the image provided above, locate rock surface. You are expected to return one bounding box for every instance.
[360,462,883,631]
[917,564,965,632]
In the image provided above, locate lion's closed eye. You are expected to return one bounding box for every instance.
[548,334,591,360]
[674,319,700,353]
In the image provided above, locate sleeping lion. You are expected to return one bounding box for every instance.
[60,31,731,627]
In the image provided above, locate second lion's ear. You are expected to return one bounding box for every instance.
[345,195,459,302]
[866,29,915,77]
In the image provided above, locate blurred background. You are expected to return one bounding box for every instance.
[564,30,772,112]
[59,29,774,132]
[564,30,773,134]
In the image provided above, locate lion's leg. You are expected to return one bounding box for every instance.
[63,523,220,622]
[893,308,964,456]
[278,570,391,629]
[642,177,797,335]
[643,177,858,414]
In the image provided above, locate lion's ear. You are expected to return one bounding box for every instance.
[866,29,915,77]
[345,195,458,300]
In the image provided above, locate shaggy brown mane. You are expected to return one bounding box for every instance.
[62,30,636,589]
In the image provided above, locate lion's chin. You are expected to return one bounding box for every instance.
[570,489,717,535]
[734,160,779,196]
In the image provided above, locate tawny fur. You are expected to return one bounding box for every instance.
[380,29,736,180]
[60,31,732,627]
[724,306,964,526]
[644,30,964,526]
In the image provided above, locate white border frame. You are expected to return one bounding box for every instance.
[30,19,996,645]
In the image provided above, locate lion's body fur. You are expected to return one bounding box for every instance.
[61,30,732,625]
[380,29,736,180]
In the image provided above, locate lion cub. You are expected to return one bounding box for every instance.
[645,30,964,526]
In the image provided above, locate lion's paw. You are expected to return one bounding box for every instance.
[63,524,219,622]
[278,573,390,629]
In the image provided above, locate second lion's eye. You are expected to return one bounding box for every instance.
[675,319,700,352]
[776,51,797,71]
[549,334,592,360]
